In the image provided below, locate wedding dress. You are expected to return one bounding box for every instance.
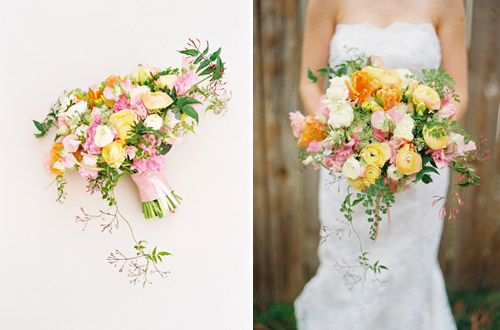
[294,22,457,330]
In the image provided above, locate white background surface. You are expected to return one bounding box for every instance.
[0,0,252,329]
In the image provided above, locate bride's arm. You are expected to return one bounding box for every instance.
[436,0,468,121]
[300,0,337,115]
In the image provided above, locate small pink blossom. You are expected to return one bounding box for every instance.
[82,114,102,155]
[173,71,199,95]
[126,146,138,160]
[371,111,387,130]
[448,133,476,156]
[317,95,330,120]
[306,140,322,152]
[386,108,403,124]
[374,128,389,142]
[289,111,305,138]
[431,149,452,169]
[388,138,404,164]
[62,134,81,153]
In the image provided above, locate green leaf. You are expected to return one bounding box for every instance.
[177,97,202,107]
[33,120,44,132]
[182,106,199,124]
[158,251,172,256]
[307,67,318,83]
[209,47,221,61]
[374,95,383,107]
[179,49,198,57]
[193,55,203,65]
[197,59,211,73]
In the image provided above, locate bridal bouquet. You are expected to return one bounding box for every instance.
[34,39,230,285]
[290,55,487,274]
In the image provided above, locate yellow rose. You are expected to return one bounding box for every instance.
[155,75,178,89]
[396,145,423,175]
[348,177,365,191]
[102,141,126,168]
[412,85,441,110]
[360,142,391,167]
[423,125,449,150]
[109,109,137,141]
[140,91,174,110]
[381,69,403,88]
[363,164,381,186]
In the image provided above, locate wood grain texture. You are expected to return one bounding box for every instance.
[254,0,500,304]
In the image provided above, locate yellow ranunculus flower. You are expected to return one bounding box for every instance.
[381,69,403,88]
[412,85,441,110]
[423,125,449,150]
[360,142,391,167]
[140,91,173,110]
[361,66,383,88]
[363,164,381,186]
[102,141,126,168]
[109,109,137,141]
[348,177,365,191]
[396,145,423,175]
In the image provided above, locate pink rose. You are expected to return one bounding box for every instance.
[173,71,199,95]
[435,101,457,121]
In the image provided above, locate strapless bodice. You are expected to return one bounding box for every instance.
[329,22,441,77]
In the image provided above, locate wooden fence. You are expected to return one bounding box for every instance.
[254,0,500,304]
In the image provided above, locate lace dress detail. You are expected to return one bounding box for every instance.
[294,22,457,330]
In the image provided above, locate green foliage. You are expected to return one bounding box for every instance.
[33,106,60,138]
[253,303,297,330]
[180,40,225,82]
[422,67,460,102]
[134,240,172,264]
[354,177,395,240]
[308,52,367,82]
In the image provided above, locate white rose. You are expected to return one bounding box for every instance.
[65,100,87,119]
[342,157,362,179]
[396,68,414,87]
[323,77,349,106]
[387,165,404,181]
[393,114,415,141]
[303,156,313,165]
[75,124,88,137]
[144,114,163,130]
[94,125,114,147]
[328,103,354,129]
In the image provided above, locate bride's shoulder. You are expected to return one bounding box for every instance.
[306,0,340,18]
[431,0,465,24]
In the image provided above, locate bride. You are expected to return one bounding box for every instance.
[294,0,467,329]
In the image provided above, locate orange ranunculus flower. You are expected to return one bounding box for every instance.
[377,85,403,110]
[298,115,327,147]
[48,143,65,175]
[105,75,124,88]
[346,70,374,104]
[88,89,102,102]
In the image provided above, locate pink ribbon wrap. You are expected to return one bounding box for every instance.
[131,171,174,202]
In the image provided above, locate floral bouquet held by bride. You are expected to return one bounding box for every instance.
[34,39,230,286]
[290,55,488,276]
